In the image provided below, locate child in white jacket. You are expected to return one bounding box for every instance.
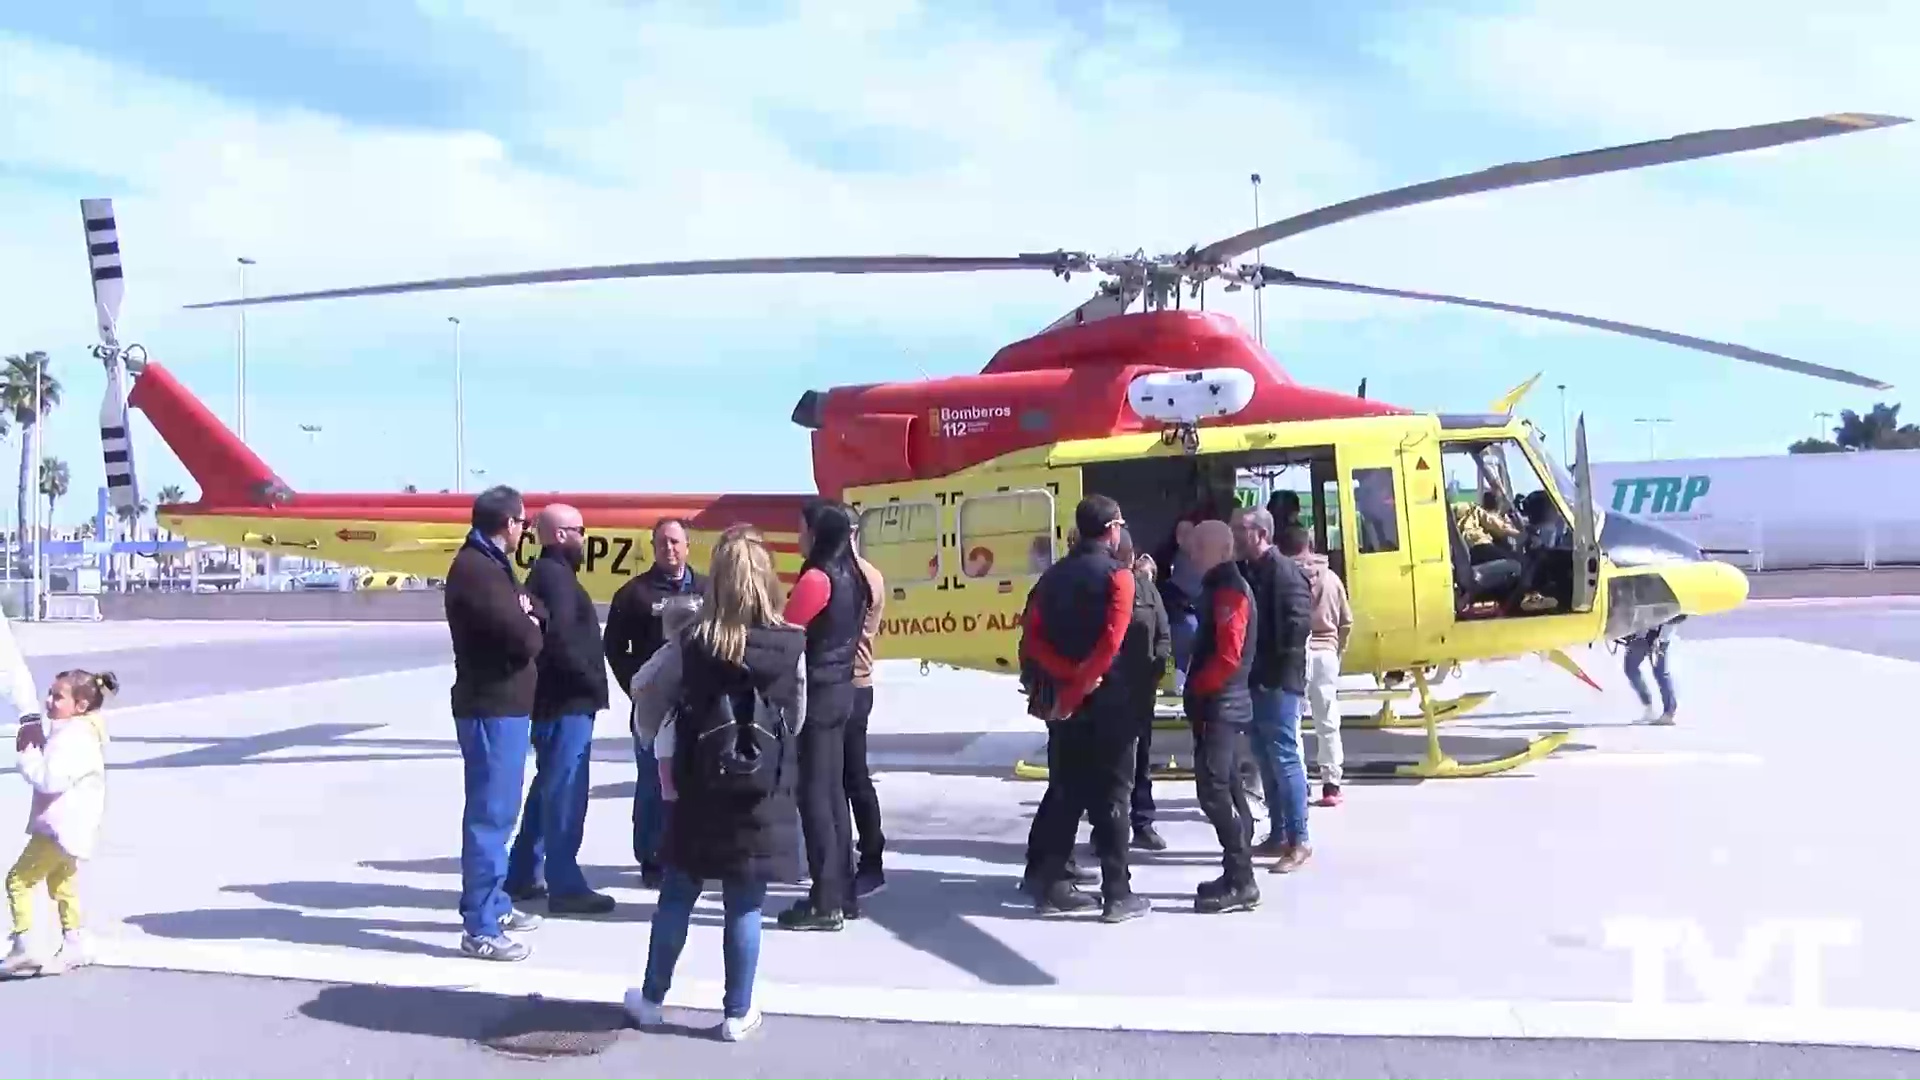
[2,667,119,977]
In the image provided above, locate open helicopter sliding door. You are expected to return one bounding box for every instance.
[951,465,1078,674]
[841,464,1074,675]
[1570,415,1600,614]
[843,477,951,666]
[1336,435,1418,675]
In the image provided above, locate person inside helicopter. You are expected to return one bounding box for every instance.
[1508,490,1572,614]
[1452,484,1523,565]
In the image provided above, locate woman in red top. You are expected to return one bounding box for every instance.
[776,500,873,931]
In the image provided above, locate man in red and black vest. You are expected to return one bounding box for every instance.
[1182,519,1261,914]
[1018,495,1150,923]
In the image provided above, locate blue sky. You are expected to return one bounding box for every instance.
[1,0,1915,524]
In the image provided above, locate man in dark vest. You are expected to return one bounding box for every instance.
[504,503,616,915]
[1183,519,1260,913]
[1018,494,1150,924]
[444,485,546,962]
[604,517,705,889]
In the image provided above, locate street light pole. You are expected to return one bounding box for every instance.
[1250,173,1265,347]
[449,317,465,493]
[28,352,43,620]
[237,257,255,442]
[1634,417,1672,460]
[1556,383,1569,461]
[1813,411,1834,441]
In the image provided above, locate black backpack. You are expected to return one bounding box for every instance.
[678,666,788,799]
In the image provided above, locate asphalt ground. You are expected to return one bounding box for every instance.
[5,967,1916,1079]
[3,599,1920,1068]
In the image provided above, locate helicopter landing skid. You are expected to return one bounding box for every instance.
[1025,671,1560,782]
[1359,668,1569,779]
[1146,688,1494,731]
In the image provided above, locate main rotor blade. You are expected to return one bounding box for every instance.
[1199,113,1909,263]
[1264,271,1893,390]
[185,252,1088,309]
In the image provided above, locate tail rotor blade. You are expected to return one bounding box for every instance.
[82,197,142,516]
[80,198,125,349]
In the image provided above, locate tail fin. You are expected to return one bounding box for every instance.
[128,361,290,506]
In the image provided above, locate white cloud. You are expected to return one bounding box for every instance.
[2,0,1916,514]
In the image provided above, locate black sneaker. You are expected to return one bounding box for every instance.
[776,900,845,932]
[1130,824,1168,852]
[1101,893,1151,923]
[1194,879,1260,914]
[852,865,886,899]
[505,882,548,903]
[1034,882,1100,916]
[461,933,530,962]
[548,890,617,916]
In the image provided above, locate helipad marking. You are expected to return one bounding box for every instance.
[1557,751,1764,767]
[91,935,1920,1051]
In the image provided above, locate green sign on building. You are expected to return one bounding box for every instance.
[1609,475,1712,515]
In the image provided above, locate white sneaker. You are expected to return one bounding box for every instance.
[1636,702,1660,724]
[719,1006,763,1042]
[0,935,39,977]
[1651,711,1676,726]
[623,988,664,1028]
[39,931,90,975]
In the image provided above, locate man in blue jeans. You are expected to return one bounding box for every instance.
[444,485,547,961]
[1231,507,1315,873]
[505,503,617,915]
[603,517,705,890]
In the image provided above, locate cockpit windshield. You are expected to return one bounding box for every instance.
[1522,421,1604,529]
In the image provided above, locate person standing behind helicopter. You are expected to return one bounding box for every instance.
[1114,530,1172,852]
[1624,616,1683,726]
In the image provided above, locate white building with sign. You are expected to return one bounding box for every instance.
[1590,449,1920,571]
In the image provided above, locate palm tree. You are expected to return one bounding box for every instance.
[154,484,187,576]
[1788,401,1920,453]
[39,456,69,529]
[1,353,60,558]
[115,496,151,541]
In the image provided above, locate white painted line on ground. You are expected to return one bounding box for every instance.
[1744,596,1920,609]
[1557,751,1765,767]
[97,665,453,721]
[92,935,1920,1050]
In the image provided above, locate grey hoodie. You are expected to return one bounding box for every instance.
[1291,551,1353,653]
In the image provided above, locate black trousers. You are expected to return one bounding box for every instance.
[1191,718,1255,887]
[1128,677,1158,830]
[845,685,885,871]
[798,681,857,912]
[1027,696,1138,900]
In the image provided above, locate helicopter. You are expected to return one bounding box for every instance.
[82,111,1903,780]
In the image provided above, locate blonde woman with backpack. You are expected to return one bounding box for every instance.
[623,529,807,1042]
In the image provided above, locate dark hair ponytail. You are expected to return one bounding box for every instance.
[57,669,120,712]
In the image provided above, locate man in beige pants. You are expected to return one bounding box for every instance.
[1280,527,1352,807]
